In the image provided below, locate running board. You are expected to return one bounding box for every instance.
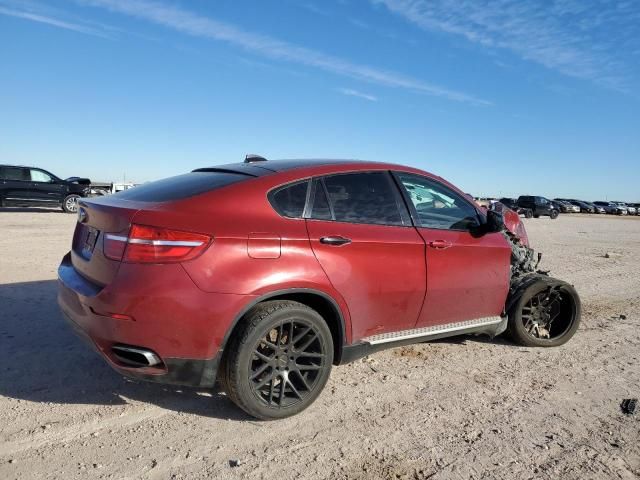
[362,317,503,345]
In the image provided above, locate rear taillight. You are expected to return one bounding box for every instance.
[103,224,211,263]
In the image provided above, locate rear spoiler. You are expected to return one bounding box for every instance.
[192,163,277,176]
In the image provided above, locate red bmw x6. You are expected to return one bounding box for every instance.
[58,158,580,419]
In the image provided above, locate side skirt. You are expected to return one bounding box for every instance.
[339,316,505,365]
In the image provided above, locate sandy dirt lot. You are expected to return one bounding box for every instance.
[0,210,638,479]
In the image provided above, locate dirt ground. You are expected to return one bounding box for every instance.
[0,209,638,479]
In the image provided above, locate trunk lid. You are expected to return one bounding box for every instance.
[70,197,142,286]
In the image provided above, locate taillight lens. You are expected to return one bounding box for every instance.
[103,224,212,263]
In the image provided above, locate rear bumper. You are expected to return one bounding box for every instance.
[57,252,254,387]
[61,308,219,387]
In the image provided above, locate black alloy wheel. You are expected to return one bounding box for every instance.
[220,300,333,419]
[508,278,581,347]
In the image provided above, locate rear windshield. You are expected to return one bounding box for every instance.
[113,172,252,202]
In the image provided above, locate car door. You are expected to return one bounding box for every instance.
[0,166,32,202]
[304,172,426,341]
[28,168,66,204]
[393,171,511,328]
[536,197,552,215]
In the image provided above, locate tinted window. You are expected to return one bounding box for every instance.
[322,172,403,226]
[310,179,332,220]
[1,167,29,181]
[114,172,251,202]
[269,180,309,218]
[396,172,479,230]
[30,169,53,182]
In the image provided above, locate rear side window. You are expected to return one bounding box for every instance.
[113,172,251,202]
[269,180,309,218]
[322,172,404,226]
[1,167,29,181]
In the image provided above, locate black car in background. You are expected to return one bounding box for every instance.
[498,197,533,218]
[0,165,90,213]
[593,201,626,215]
[517,195,560,219]
[569,200,596,213]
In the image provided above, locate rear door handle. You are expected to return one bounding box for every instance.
[320,236,351,246]
[429,240,452,249]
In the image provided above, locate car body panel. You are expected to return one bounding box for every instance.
[306,218,426,340]
[415,228,511,327]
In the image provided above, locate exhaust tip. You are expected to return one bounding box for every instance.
[112,345,162,368]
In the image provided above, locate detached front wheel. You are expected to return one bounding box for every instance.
[508,279,581,347]
[220,300,333,420]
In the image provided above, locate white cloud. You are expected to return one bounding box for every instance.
[338,88,378,101]
[77,0,490,105]
[373,0,640,92]
[0,5,109,38]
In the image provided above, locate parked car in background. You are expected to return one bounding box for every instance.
[569,200,595,213]
[517,196,560,219]
[612,202,635,215]
[586,202,606,214]
[474,197,496,208]
[498,197,533,218]
[593,201,626,215]
[57,158,581,419]
[628,203,640,216]
[0,164,91,213]
[553,199,579,213]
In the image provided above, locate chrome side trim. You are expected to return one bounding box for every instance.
[363,317,503,345]
[104,235,204,247]
[127,239,204,246]
[104,234,128,242]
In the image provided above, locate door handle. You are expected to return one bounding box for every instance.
[320,236,351,246]
[429,240,452,249]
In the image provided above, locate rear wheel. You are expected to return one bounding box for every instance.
[508,279,581,347]
[220,300,333,420]
[62,194,80,213]
[524,210,533,219]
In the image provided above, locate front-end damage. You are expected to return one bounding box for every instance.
[488,204,581,343]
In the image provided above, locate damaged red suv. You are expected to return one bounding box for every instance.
[58,158,581,419]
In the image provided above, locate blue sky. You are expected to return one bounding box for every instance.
[1,0,639,201]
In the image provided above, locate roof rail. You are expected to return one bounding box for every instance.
[244,154,267,163]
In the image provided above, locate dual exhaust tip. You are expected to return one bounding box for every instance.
[111,345,162,368]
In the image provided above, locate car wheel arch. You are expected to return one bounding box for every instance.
[219,288,350,366]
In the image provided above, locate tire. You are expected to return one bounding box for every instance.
[524,210,533,219]
[62,194,80,213]
[508,279,581,347]
[550,210,559,219]
[220,300,334,420]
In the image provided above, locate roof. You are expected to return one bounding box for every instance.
[193,159,373,176]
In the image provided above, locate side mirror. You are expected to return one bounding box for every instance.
[486,209,505,233]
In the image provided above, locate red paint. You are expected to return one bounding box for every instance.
[58,160,525,383]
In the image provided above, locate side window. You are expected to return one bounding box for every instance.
[395,172,480,230]
[268,180,309,218]
[321,172,404,226]
[309,179,332,220]
[1,167,29,181]
[30,169,53,183]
